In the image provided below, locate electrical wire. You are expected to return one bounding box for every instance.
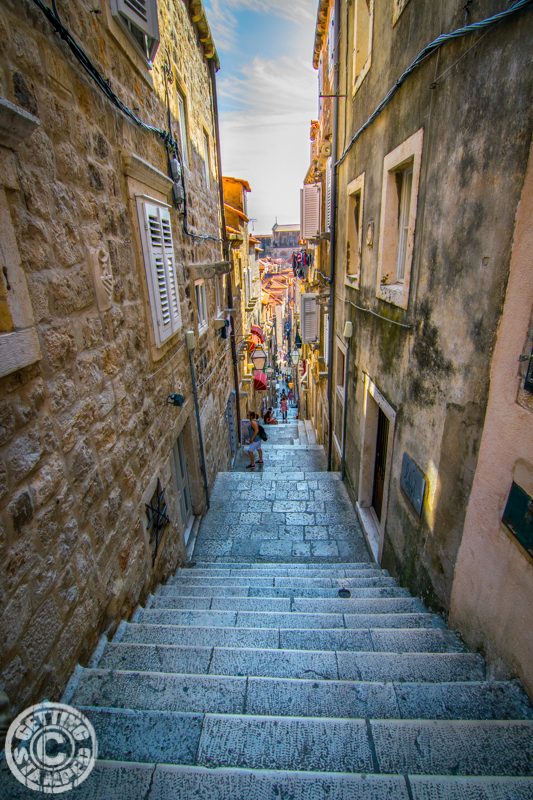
[336,0,532,168]
[344,297,413,330]
[195,344,232,390]
[32,0,224,243]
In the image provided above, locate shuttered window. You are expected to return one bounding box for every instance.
[138,199,181,347]
[301,184,321,240]
[323,312,329,365]
[177,90,189,169]
[110,0,160,62]
[301,294,318,343]
[325,157,332,232]
[195,280,208,334]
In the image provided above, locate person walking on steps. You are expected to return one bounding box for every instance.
[280,392,288,423]
[245,411,264,470]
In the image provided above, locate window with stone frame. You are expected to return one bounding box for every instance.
[136,198,181,348]
[110,0,160,64]
[333,342,346,453]
[353,0,373,95]
[376,128,423,310]
[214,274,223,317]
[345,172,364,286]
[202,129,211,189]
[195,279,208,335]
[176,87,189,169]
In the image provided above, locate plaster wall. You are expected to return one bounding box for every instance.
[333,0,533,610]
[449,141,533,696]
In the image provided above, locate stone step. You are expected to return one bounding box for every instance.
[157,585,408,598]
[166,575,391,588]
[147,595,426,614]
[4,760,533,800]
[188,561,374,570]
[118,623,463,653]
[73,657,532,721]
[136,608,442,630]
[170,568,383,579]
[98,643,484,682]
[78,708,533,774]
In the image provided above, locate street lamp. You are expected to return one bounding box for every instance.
[251,345,267,371]
[291,348,299,366]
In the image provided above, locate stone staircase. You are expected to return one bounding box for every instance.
[3,419,532,798]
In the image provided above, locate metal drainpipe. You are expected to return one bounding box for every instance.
[208,58,242,445]
[326,0,341,471]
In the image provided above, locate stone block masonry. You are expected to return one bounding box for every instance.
[0,0,234,715]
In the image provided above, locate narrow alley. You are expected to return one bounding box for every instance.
[3,418,525,798]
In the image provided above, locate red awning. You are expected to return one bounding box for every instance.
[253,371,268,391]
[250,325,264,342]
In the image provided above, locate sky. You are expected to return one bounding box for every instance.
[204,0,318,234]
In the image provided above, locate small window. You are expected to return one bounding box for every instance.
[177,89,189,169]
[502,482,533,558]
[336,347,346,391]
[346,173,364,283]
[215,274,223,316]
[323,312,329,365]
[524,347,533,393]
[137,199,181,347]
[334,343,347,453]
[202,130,211,189]
[377,128,423,309]
[195,279,208,334]
[110,0,159,63]
[353,0,373,94]
[327,11,335,76]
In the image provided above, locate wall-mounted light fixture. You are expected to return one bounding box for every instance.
[167,393,185,407]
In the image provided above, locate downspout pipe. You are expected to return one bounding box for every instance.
[327,0,341,471]
[208,58,242,446]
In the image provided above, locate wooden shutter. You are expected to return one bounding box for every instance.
[301,294,318,343]
[301,184,321,239]
[323,312,329,364]
[325,157,332,232]
[111,0,159,60]
[141,201,181,346]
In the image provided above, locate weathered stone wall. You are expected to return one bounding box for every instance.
[0,0,233,715]
[334,0,533,610]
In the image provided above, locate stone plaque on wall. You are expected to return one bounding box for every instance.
[400,452,426,517]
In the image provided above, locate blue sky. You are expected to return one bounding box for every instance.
[204,0,318,234]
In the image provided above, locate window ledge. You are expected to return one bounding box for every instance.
[0,328,41,378]
[123,153,173,195]
[198,322,208,337]
[0,98,40,150]
[377,281,407,309]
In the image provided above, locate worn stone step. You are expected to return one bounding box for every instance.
[197,715,533,774]
[119,623,455,652]
[157,585,407,599]
[247,678,533,720]
[170,568,384,579]
[136,608,442,630]
[166,574,391,588]
[4,761,533,800]
[148,595,425,615]
[97,643,481,682]
[188,561,376,570]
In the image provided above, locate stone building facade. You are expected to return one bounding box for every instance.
[223,176,263,419]
[0,0,235,715]
[317,0,533,690]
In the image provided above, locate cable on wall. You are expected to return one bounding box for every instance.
[336,0,533,168]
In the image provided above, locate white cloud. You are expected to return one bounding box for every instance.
[204,0,318,232]
[205,0,316,52]
[218,56,317,232]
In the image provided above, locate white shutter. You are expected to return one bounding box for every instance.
[301,184,321,239]
[301,293,318,343]
[323,312,329,365]
[325,157,332,232]
[140,201,181,346]
[110,0,159,60]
